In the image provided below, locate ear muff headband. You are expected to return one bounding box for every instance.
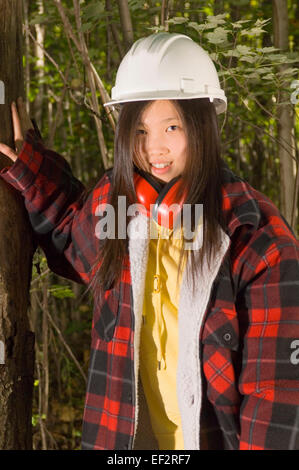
[133,167,185,229]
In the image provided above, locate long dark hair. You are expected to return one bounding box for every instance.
[89,98,224,298]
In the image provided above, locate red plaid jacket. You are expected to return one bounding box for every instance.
[1,130,299,450]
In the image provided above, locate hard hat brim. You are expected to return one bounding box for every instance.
[104,92,227,114]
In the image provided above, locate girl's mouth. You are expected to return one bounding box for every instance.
[150,162,172,175]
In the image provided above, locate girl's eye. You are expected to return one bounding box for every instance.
[167,125,178,132]
[136,129,146,135]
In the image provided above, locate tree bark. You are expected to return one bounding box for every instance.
[161,0,170,30]
[0,0,35,449]
[117,0,134,51]
[272,0,296,227]
[33,0,45,129]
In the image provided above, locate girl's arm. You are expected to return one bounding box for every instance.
[0,99,99,284]
[237,232,299,450]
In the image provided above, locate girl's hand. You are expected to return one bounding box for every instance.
[0,97,33,163]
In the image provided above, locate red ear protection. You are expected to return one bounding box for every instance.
[133,167,186,229]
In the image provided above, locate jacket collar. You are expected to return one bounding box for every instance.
[220,161,262,238]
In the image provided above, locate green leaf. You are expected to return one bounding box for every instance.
[267,53,288,62]
[277,68,298,76]
[257,46,279,54]
[207,14,227,24]
[246,72,260,79]
[254,18,271,27]
[167,17,188,24]
[217,70,231,77]
[231,20,251,28]
[255,67,273,75]
[223,49,240,58]
[239,55,257,63]
[81,22,93,33]
[209,52,219,61]
[241,27,267,37]
[147,25,167,32]
[29,14,51,25]
[187,22,207,33]
[129,0,148,11]
[49,284,75,299]
[206,27,228,44]
[82,2,105,20]
[236,45,253,55]
[262,74,275,80]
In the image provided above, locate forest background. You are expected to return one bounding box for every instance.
[0,0,298,450]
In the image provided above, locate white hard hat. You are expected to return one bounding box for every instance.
[104,32,227,114]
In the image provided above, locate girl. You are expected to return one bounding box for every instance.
[0,32,299,451]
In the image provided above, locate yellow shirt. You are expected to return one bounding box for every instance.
[140,220,186,450]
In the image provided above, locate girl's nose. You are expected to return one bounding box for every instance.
[146,133,168,157]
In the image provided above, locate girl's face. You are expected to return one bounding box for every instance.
[134,100,188,183]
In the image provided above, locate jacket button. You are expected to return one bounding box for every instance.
[223,332,232,342]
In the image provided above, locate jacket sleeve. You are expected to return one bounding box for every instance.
[237,230,299,450]
[0,130,100,285]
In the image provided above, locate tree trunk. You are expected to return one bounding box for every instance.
[106,0,125,59]
[117,0,134,51]
[272,0,296,227]
[0,0,35,449]
[33,0,45,129]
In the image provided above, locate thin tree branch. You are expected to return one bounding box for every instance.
[53,0,81,52]
[33,290,87,384]
[26,12,117,131]
[42,279,49,420]
[72,0,109,168]
[161,0,169,30]
[45,305,87,383]
[235,115,297,162]
[106,0,125,58]
[47,73,69,148]
[35,355,48,450]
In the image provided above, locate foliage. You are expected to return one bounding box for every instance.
[165,13,298,203]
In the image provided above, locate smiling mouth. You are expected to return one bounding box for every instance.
[150,162,172,169]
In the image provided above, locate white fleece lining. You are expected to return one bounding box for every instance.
[128,213,230,449]
[128,214,150,444]
[177,229,230,449]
